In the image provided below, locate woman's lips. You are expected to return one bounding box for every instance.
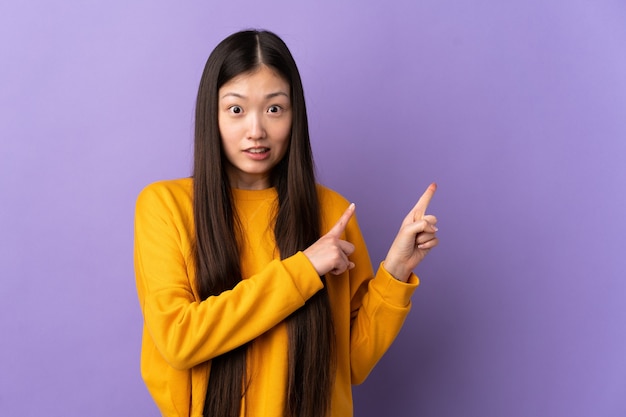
[244,147,270,160]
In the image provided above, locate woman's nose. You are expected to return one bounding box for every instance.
[246,114,266,140]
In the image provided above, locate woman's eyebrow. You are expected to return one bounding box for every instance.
[220,91,289,100]
[265,92,289,99]
[220,92,246,99]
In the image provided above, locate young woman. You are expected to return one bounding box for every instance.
[134,29,438,417]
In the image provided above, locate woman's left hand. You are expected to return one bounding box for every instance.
[383,183,439,282]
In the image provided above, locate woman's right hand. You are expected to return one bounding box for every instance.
[303,203,356,276]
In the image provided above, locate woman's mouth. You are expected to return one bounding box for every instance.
[246,147,270,154]
[244,147,271,160]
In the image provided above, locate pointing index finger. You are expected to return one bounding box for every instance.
[412,183,437,221]
[327,203,355,237]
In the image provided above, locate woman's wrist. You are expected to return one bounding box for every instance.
[382,260,410,282]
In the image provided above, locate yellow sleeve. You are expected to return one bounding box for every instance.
[345,212,419,384]
[318,187,419,385]
[349,261,419,385]
[134,181,324,371]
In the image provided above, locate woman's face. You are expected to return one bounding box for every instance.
[218,65,292,190]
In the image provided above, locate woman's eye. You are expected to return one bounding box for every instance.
[268,105,281,114]
[229,106,243,114]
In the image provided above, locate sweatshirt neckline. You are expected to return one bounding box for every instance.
[232,187,278,201]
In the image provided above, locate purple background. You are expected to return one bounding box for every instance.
[1,1,625,416]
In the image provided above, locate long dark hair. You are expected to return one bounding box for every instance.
[193,30,335,417]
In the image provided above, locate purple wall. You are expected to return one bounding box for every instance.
[1,1,625,416]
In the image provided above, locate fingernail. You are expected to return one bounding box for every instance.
[433,226,439,232]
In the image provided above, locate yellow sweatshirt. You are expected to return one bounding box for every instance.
[134,178,419,416]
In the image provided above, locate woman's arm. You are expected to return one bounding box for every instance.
[313,184,438,384]
[134,182,323,371]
